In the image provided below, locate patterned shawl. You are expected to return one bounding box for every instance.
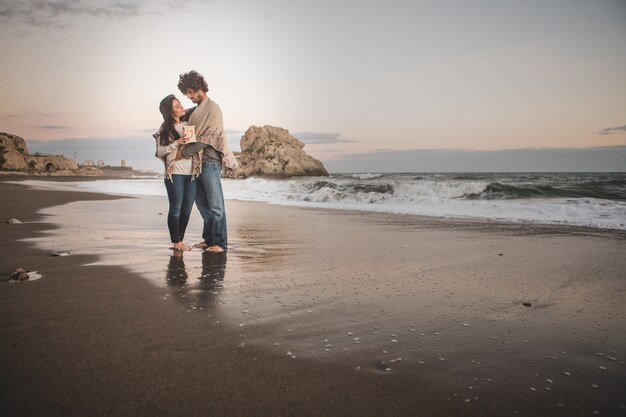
[188,97,239,174]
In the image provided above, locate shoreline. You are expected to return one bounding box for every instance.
[6,175,626,239]
[1,180,625,416]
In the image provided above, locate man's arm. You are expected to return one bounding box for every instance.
[180,142,207,158]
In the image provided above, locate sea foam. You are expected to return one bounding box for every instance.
[70,173,626,230]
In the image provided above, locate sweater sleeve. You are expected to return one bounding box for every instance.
[155,138,179,158]
[180,142,207,158]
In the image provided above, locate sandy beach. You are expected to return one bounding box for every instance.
[1,178,625,417]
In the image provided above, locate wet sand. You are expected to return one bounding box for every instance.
[1,178,625,417]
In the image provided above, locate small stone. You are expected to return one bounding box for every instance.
[49,252,71,257]
[7,218,22,224]
[9,268,29,281]
[522,302,532,307]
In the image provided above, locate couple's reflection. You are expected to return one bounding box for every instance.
[166,250,227,311]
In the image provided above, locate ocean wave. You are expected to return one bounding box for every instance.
[463,179,626,201]
[350,173,384,180]
[69,173,626,230]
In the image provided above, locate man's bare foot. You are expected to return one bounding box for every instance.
[171,242,192,251]
[205,245,225,253]
[193,241,209,249]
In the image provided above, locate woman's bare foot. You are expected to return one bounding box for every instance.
[171,242,192,251]
[205,245,225,253]
[193,241,209,249]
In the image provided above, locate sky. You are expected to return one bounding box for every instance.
[1,0,625,172]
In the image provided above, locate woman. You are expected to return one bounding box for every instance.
[154,94,200,251]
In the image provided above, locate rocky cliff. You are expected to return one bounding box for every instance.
[0,133,29,170]
[0,132,102,176]
[229,126,328,178]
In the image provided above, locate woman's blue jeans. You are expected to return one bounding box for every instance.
[164,174,196,243]
[195,160,227,249]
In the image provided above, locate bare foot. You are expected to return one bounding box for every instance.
[193,241,209,249]
[171,242,192,251]
[206,245,225,253]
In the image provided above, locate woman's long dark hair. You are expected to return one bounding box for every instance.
[158,94,181,146]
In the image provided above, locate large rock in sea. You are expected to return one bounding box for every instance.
[0,132,100,175]
[230,125,328,178]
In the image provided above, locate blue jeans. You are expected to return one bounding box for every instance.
[164,174,196,243]
[196,160,227,249]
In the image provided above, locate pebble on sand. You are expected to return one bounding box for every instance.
[50,252,72,257]
[9,268,29,281]
[7,218,22,224]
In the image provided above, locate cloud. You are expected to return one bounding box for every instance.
[225,129,244,135]
[0,0,213,29]
[292,132,355,144]
[25,132,241,171]
[324,146,626,173]
[0,112,55,120]
[0,1,140,28]
[598,125,626,135]
[37,125,70,130]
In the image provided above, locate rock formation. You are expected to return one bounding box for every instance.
[9,268,30,281]
[229,126,328,178]
[0,133,29,171]
[0,132,102,176]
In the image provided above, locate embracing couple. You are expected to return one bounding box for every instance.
[154,70,239,253]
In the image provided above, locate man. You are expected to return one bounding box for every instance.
[177,70,239,253]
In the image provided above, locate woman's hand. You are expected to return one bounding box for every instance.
[176,132,190,146]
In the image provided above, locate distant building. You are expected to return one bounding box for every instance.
[121,159,126,167]
[97,160,105,167]
[84,160,95,166]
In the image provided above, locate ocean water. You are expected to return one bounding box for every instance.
[72,172,626,230]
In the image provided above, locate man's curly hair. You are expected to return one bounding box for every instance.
[177,70,209,93]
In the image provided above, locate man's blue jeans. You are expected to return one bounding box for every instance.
[196,160,227,249]
[164,174,196,243]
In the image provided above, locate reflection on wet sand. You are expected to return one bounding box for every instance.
[165,250,228,313]
[233,223,296,272]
